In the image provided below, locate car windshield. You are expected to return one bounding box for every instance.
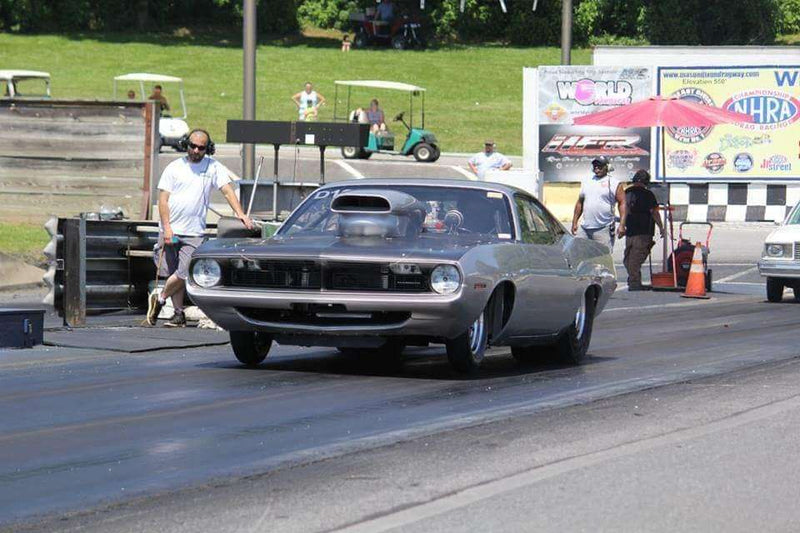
[280,185,514,240]
[787,204,800,225]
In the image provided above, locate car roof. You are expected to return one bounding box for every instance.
[0,70,50,80]
[114,73,183,83]
[317,178,527,197]
[334,80,425,92]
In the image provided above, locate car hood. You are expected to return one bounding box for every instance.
[194,234,501,263]
[765,224,800,244]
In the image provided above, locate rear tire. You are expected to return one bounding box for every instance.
[554,290,596,365]
[230,331,273,367]
[767,277,784,303]
[446,307,488,374]
[341,146,360,159]
[429,145,441,162]
[413,142,435,162]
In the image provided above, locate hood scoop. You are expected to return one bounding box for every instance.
[331,190,425,238]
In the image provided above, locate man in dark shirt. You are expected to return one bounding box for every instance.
[619,169,664,291]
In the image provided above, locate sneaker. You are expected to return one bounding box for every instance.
[164,311,186,328]
[146,292,165,326]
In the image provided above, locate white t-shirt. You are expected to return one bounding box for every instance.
[298,90,318,119]
[157,156,232,236]
[469,151,511,179]
[579,174,621,229]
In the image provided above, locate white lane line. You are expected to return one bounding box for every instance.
[332,393,800,533]
[605,295,754,313]
[715,266,759,284]
[716,281,762,286]
[450,165,477,180]
[333,159,365,179]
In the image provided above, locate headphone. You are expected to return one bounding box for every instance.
[178,128,216,155]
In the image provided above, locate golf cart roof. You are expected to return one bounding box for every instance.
[335,80,425,92]
[114,73,183,83]
[0,70,50,81]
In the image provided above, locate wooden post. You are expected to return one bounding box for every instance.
[140,101,160,220]
[63,217,86,327]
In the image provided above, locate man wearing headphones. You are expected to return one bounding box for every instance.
[147,129,253,327]
[619,169,664,291]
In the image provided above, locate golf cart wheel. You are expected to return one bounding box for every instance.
[430,145,441,162]
[766,277,784,303]
[341,146,360,159]
[230,331,273,367]
[391,35,407,50]
[413,142,435,162]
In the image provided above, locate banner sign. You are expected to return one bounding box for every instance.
[538,66,653,182]
[538,125,652,183]
[658,66,800,181]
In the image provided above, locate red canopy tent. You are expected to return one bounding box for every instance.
[573,96,754,286]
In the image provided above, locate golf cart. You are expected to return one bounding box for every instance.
[348,9,426,49]
[0,70,51,99]
[113,73,189,151]
[334,80,440,162]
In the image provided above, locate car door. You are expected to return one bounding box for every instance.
[501,194,578,336]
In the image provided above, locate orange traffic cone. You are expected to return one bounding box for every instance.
[681,242,710,299]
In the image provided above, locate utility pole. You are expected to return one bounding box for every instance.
[242,0,256,179]
[561,0,572,65]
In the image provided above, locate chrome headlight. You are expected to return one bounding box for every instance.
[430,265,461,295]
[192,259,222,288]
[765,244,787,258]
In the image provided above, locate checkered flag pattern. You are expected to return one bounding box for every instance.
[669,184,800,222]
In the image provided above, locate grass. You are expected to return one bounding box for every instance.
[0,30,591,155]
[0,222,48,266]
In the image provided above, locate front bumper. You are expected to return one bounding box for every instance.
[757,259,800,279]
[187,285,484,340]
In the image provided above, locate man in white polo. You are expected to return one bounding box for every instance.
[571,156,626,251]
[147,128,253,327]
[468,139,512,179]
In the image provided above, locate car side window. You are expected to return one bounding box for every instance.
[515,195,557,245]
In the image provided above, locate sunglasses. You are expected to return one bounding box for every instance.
[188,142,207,151]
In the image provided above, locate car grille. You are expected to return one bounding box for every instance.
[225,260,430,292]
[236,306,411,327]
[795,243,800,260]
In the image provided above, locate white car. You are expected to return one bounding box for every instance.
[758,201,800,302]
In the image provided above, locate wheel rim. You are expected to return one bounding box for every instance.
[468,312,485,353]
[343,147,357,157]
[417,147,430,160]
[574,296,587,340]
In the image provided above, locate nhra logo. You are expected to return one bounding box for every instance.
[542,134,648,156]
[703,152,726,174]
[733,153,753,172]
[555,79,634,106]
[667,149,696,170]
[724,90,800,130]
[667,88,716,143]
[761,155,793,172]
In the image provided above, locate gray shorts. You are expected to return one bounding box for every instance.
[577,224,615,252]
[153,236,205,280]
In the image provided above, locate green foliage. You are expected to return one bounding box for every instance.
[777,0,800,34]
[640,0,779,45]
[297,0,357,30]
[0,0,297,34]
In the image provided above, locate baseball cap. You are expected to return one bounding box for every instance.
[592,155,610,167]
[484,139,495,146]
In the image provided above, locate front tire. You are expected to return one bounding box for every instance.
[413,142,435,162]
[554,290,596,365]
[446,307,488,374]
[230,331,273,367]
[767,277,784,303]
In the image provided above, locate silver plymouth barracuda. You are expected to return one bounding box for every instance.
[758,201,800,302]
[187,179,616,373]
